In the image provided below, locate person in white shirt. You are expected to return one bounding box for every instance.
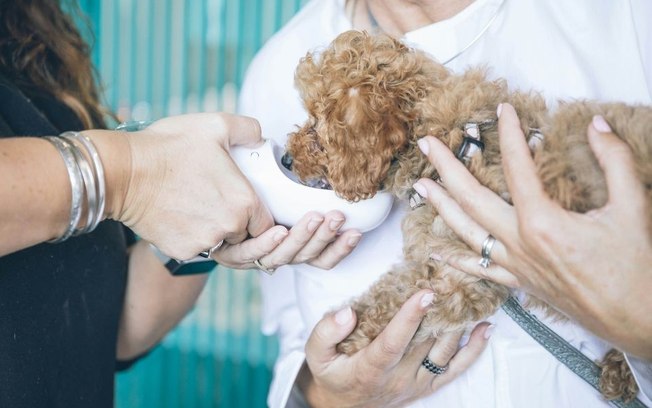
[238,0,652,406]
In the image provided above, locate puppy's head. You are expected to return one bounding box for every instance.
[286,30,447,201]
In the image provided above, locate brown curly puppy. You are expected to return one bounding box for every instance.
[285,30,651,402]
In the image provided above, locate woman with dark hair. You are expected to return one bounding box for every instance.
[0,2,358,407]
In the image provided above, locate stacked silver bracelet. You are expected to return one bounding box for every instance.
[45,132,106,242]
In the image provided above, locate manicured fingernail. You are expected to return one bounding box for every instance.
[420,292,434,308]
[329,218,345,231]
[484,324,495,339]
[335,306,353,325]
[592,115,611,133]
[417,138,430,155]
[459,334,470,348]
[496,103,503,118]
[347,233,362,246]
[430,253,442,261]
[307,217,323,232]
[412,182,428,198]
[273,229,288,243]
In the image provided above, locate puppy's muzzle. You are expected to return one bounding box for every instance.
[281,150,332,190]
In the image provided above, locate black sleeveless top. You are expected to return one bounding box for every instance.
[0,74,131,408]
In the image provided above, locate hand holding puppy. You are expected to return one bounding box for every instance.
[414,103,652,359]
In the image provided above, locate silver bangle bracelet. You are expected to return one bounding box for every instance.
[45,136,85,243]
[62,131,106,234]
[73,132,106,232]
[65,136,97,236]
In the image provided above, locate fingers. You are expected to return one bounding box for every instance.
[214,225,288,269]
[221,114,264,148]
[217,190,274,245]
[587,116,646,211]
[308,229,362,270]
[414,330,464,385]
[256,212,325,269]
[433,322,493,388]
[305,306,357,371]
[417,136,515,239]
[445,255,520,288]
[256,211,359,270]
[496,104,551,215]
[365,290,434,370]
[425,330,463,367]
[245,197,275,238]
[414,179,515,260]
[291,212,346,263]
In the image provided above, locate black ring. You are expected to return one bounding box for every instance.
[422,357,449,376]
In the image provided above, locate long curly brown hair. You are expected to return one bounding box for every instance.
[0,0,106,128]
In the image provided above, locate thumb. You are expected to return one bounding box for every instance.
[222,114,264,148]
[305,307,357,371]
[246,197,275,238]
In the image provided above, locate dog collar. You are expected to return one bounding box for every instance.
[408,119,544,210]
[409,120,492,210]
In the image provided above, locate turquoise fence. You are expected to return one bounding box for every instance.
[76,1,309,406]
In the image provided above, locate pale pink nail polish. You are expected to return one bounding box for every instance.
[335,307,353,325]
[459,335,470,348]
[412,182,428,198]
[484,324,496,339]
[496,103,503,118]
[417,138,430,155]
[420,292,434,308]
[592,115,612,133]
[347,233,362,246]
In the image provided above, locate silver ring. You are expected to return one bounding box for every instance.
[422,357,448,376]
[253,258,276,275]
[478,234,496,268]
[198,239,224,258]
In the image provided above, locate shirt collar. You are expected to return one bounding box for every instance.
[402,0,505,65]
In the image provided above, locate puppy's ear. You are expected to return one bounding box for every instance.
[295,53,324,114]
[286,124,328,182]
[325,91,409,202]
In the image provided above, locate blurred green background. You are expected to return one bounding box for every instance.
[75,0,309,406]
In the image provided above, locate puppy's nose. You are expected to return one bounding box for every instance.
[281,151,293,171]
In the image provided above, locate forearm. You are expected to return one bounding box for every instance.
[0,131,130,256]
[0,137,71,254]
[116,239,209,360]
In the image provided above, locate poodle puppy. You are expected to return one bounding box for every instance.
[283,30,650,402]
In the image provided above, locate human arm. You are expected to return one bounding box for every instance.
[413,103,652,359]
[0,135,82,254]
[116,239,209,359]
[0,113,274,259]
[298,291,493,408]
[116,208,361,360]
